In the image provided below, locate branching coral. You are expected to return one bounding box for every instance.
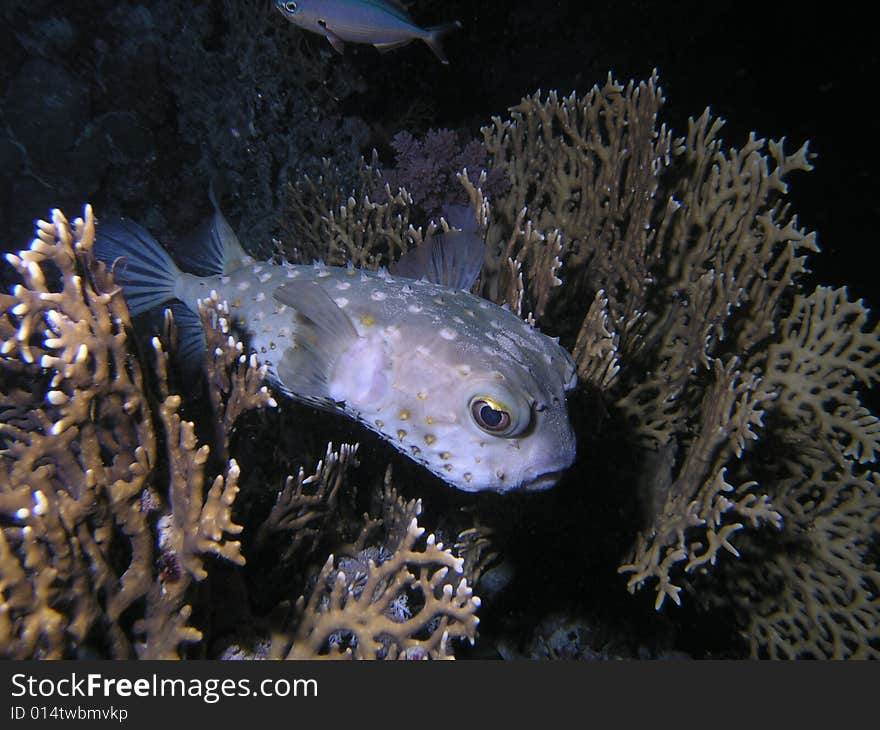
[254,442,359,561]
[381,128,509,217]
[279,71,879,658]
[283,156,433,269]
[4,69,878,660]
[271,484,480,660]
[478,73,880,657]
[1,207,482,660]
[0,208,271,658]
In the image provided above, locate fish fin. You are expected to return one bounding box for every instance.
[375,39,412,53]
[324,30,345,54]
[421,20,462,64]
[273,281,359,400]
[391,205,483,290]
[165,301,207,373]
[176,181,250,276]
[209,180,251,273]
[94,218,181,316]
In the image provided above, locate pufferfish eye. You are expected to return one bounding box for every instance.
[284,1,297,12]
[470,396,519,436]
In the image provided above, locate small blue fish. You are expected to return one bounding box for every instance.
[274,0,462,64]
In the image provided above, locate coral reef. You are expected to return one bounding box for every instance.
[271,484,480,660]
[480,74,880,658]
[381,128,509,217]
[0,209,267,657]
[281,72,880,658]
[1,208,479,659]
[2,68,878,660]
[0,0,368,254]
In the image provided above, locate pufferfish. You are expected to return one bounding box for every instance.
[94,200,577,493]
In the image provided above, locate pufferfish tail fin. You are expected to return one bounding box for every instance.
[174,180,250,277]
[95,220,208,372]
[94,218,182,317]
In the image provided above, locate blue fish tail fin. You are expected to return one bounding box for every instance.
[94,218,182,316]
[422,21,462,64]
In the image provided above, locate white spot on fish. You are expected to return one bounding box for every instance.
[336,281,351,290]
[220,276,230,284]
[252,264,263,274]
[371,290,387,302]
[286,269,300,279]
[237,280,250,291]
[334,297,349,308]
[258,272,272,283]
[415,345,431,358]
[255,292,266,302]
[317,270,331,278]
[408,303,422,314]
[439,327,457,341]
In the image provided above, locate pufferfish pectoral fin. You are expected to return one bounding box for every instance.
[273,282,359,401]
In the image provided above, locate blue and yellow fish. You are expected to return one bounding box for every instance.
[274,0,462,64]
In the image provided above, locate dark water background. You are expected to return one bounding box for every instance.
[1,1,877,304]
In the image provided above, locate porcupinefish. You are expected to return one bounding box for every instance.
[274,0,462,64]
[94,199,577,493]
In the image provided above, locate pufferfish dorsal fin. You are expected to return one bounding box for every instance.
[175,180,251,276]
[392,204,484,291]
[273,281,359,400]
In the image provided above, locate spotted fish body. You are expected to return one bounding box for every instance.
[95,206,577,493]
